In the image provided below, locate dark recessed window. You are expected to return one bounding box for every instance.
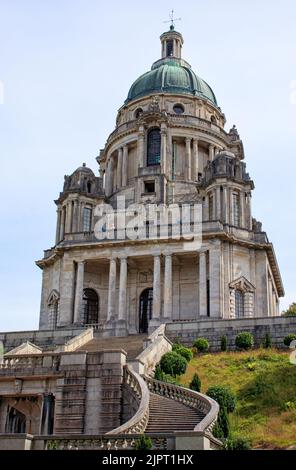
[173,104,184,115]
[144,181,155,193]
[166,40,174,57]
[147,128,161,166]
[135,108,143,119]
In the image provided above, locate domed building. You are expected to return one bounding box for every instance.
[36,26,284,336]
[0,25,290,451]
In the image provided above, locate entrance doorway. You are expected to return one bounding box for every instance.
[139,288,153,333]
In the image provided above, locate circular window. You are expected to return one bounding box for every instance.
[173,104,185,115]
[134,108,143,119]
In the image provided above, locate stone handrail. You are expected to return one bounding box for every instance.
[106,365,149,435]
[56,327,94,352]
[143,376,219,433]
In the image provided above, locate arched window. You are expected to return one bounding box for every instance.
[83,207,92,232]
[87,180,92,193]
[83,288,99,325]
[232,192,240,226]
[147,128,161,166]
[134,108,143,119]
[235,290,244,318]
[47,291,59,329]
[211,115,217,124]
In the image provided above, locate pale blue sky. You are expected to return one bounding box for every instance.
[0,0,295,331]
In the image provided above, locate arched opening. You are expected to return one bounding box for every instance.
[211,115,217,124]
[87,180,92,193]
[134,108,143,119]
[5,407,26,434]
[82,288,99,325]
[139,288,153,333]
[147,128,161,166]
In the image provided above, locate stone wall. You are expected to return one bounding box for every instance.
[165,316,296,350]
[0,328,86,353]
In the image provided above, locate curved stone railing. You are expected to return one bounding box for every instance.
[106,366,149,435]
[143,376,219,433]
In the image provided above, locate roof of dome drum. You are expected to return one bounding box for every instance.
[74,163,94,175]
[126,58,218,106]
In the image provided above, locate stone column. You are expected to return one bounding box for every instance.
[73,261,85,324]
[223,187,229,224]
[185,137,192,180]
[40,394,55,435]
[193,138,199,181]
[122,145,128,187]
[138,126,145,168]
[72,199,79,232]
[65,201,73,233]
[247,192,252,229]
[199,252,207,317]
[109,157,114,195]
[216,187,221,221]
[116,257,128,335]
[240,191,245,228]
[55,209,61,244]
[209,144,214,161]
[59,207,66,240]
[163,254,173,321]
[107,258,117,324]
[161,124,167,174]
[117,147,123,189]
[150,255,161,329]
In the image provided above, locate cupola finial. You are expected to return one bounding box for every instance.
[163,9,181,30]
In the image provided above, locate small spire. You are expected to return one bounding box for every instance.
[83,162,86,167]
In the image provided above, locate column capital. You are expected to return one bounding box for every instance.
[185,137,192,143]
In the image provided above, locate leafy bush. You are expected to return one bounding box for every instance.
[189,373,201,392]
[172,344,193,362]
[134,435,152,450]
[154,365,177,384]
[220,335,228,352]
[159,351,187,377]
[262,333,272,349]
[193,338,209,353]
[247,362,256,371]
[283,334,296,347]
[235,332,254,350]
[206,386,236,413]
[224,437,251,450]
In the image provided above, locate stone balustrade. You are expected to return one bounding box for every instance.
[106,366,149,435]
[0,354,61,373]
[143,376,219,433]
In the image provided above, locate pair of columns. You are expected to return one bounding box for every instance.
[106,145,128,196]
[151,254,173,323]
[185,137,199,181]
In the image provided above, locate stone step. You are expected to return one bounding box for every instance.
[77,334,147,360]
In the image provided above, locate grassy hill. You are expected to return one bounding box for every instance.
[178,348,296,449]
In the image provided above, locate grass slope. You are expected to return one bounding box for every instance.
[179,349,296,449]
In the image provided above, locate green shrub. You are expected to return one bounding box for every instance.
[193,338,209,353]
[206,386,236,413]
[134,435,152,450]
[224,437,251,450]
[262,333,272,349]
[159,351,187,377]
[220,335,228,352]
[212,406,230,439]
[189,373,201,392]
[235,332,254,350]
[283,334,296,347]
[247,362,256,371]
[172,344,193,362]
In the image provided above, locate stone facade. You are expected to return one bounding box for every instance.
[35,27,284,336]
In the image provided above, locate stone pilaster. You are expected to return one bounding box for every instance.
[209,144,214,161]
[216,187,221,221]
[163,254,172,321]
[150,254,161,329]
[106,258,117,326]
[199,251,207,317]
[223,187,229,224]
[55,209,61,244]
[73,261,85,325]
[209,244,221,317]
[122,145,128,187]
[138,126,145,168]
[161,124,167,174]
[240,191,245,228]
[117,147,123,189]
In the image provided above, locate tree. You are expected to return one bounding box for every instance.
[282,302,296,317]
[221,335,228,352]
[159,351,187,377]
[235,332,254,350]
[189,373,201,392]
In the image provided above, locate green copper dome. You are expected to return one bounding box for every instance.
[126,58,218,106]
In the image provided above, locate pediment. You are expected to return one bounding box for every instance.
[229,276,255,292]
[5,341,43,356]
